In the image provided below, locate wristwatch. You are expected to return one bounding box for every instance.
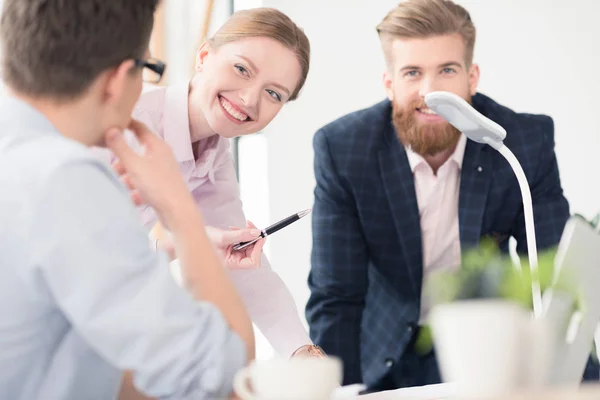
[291,344,326,358]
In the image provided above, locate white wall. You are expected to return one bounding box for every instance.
[236,0,600,355]
[162,0,232,85]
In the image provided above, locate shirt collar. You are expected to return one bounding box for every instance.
[162,82,194,163]
[161,82,223,181]
[0,95,59,135]
[405,133,467,173]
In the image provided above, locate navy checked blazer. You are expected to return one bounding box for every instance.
[306,93,571,387]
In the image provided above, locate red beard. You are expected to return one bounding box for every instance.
[392,98,466,156]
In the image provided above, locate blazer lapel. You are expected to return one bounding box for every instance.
[459,140,492,249]
[378,122,422,296]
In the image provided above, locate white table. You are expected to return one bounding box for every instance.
[350,383,600,400]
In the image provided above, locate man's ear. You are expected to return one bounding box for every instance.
[383,70,394,101]
[195,41,210,72]
[102,59,137,105]
[468,63,480,96]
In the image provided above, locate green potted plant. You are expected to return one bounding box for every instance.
[424,238,568,310]
[422,235,582,397]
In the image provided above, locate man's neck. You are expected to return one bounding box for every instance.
[10,89,103,147]
[423,146,455,175]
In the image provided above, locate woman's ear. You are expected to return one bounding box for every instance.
[195,41,210,72]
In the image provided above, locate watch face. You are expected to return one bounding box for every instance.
[308,345,326,357]
[291,345,326,358]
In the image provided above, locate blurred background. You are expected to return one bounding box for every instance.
[4,0,599,359]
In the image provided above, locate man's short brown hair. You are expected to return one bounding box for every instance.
[0,0,160,99]
[376,0,476,67]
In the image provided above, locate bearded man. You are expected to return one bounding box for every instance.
[305,0,597,392]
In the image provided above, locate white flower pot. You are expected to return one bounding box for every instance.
[430,300,531,398]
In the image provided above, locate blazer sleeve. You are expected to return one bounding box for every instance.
[512,116,570,253]
[306,128,369,385]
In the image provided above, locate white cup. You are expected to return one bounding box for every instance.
[233,357,343,400]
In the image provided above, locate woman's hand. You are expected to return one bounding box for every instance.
[153,221,265,269]
[207,221,265,269]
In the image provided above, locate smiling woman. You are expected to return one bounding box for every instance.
[135,7,312,352]
[188,8,309,139]
[104,6,317,400]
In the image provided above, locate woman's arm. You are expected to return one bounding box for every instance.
[195,142,315,357]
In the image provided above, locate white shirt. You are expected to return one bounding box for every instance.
[405,135,467,323]
[0,96,245,399]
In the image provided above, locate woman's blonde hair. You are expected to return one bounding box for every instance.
[208,8,310,101]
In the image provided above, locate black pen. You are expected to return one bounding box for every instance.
[232,208,311,251]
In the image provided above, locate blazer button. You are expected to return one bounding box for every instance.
[385,358,394,368]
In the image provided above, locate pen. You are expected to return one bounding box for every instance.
[232,208,311,251]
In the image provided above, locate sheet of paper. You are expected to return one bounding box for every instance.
[333,384,367,399]
[349,383,456,400]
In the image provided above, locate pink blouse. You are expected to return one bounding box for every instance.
[95,83,311,356]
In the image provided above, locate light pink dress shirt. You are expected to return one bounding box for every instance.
[96,83,311,356]
[405,134,467,323]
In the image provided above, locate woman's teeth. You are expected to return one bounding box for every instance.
[220,97,249,121]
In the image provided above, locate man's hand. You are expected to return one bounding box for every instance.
[106,120,199,228]
[155,236,176,261]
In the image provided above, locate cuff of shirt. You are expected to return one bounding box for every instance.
[163,330,247,400]
[149,236,158,251]
[205,330,248,399]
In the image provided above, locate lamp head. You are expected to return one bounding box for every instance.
[424,91,507,146]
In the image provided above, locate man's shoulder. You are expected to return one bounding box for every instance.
[0,129,123,253]
[474,93,555,147]
[314,99,392,148]
[2,128,116,192]
[0,96,115,184]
